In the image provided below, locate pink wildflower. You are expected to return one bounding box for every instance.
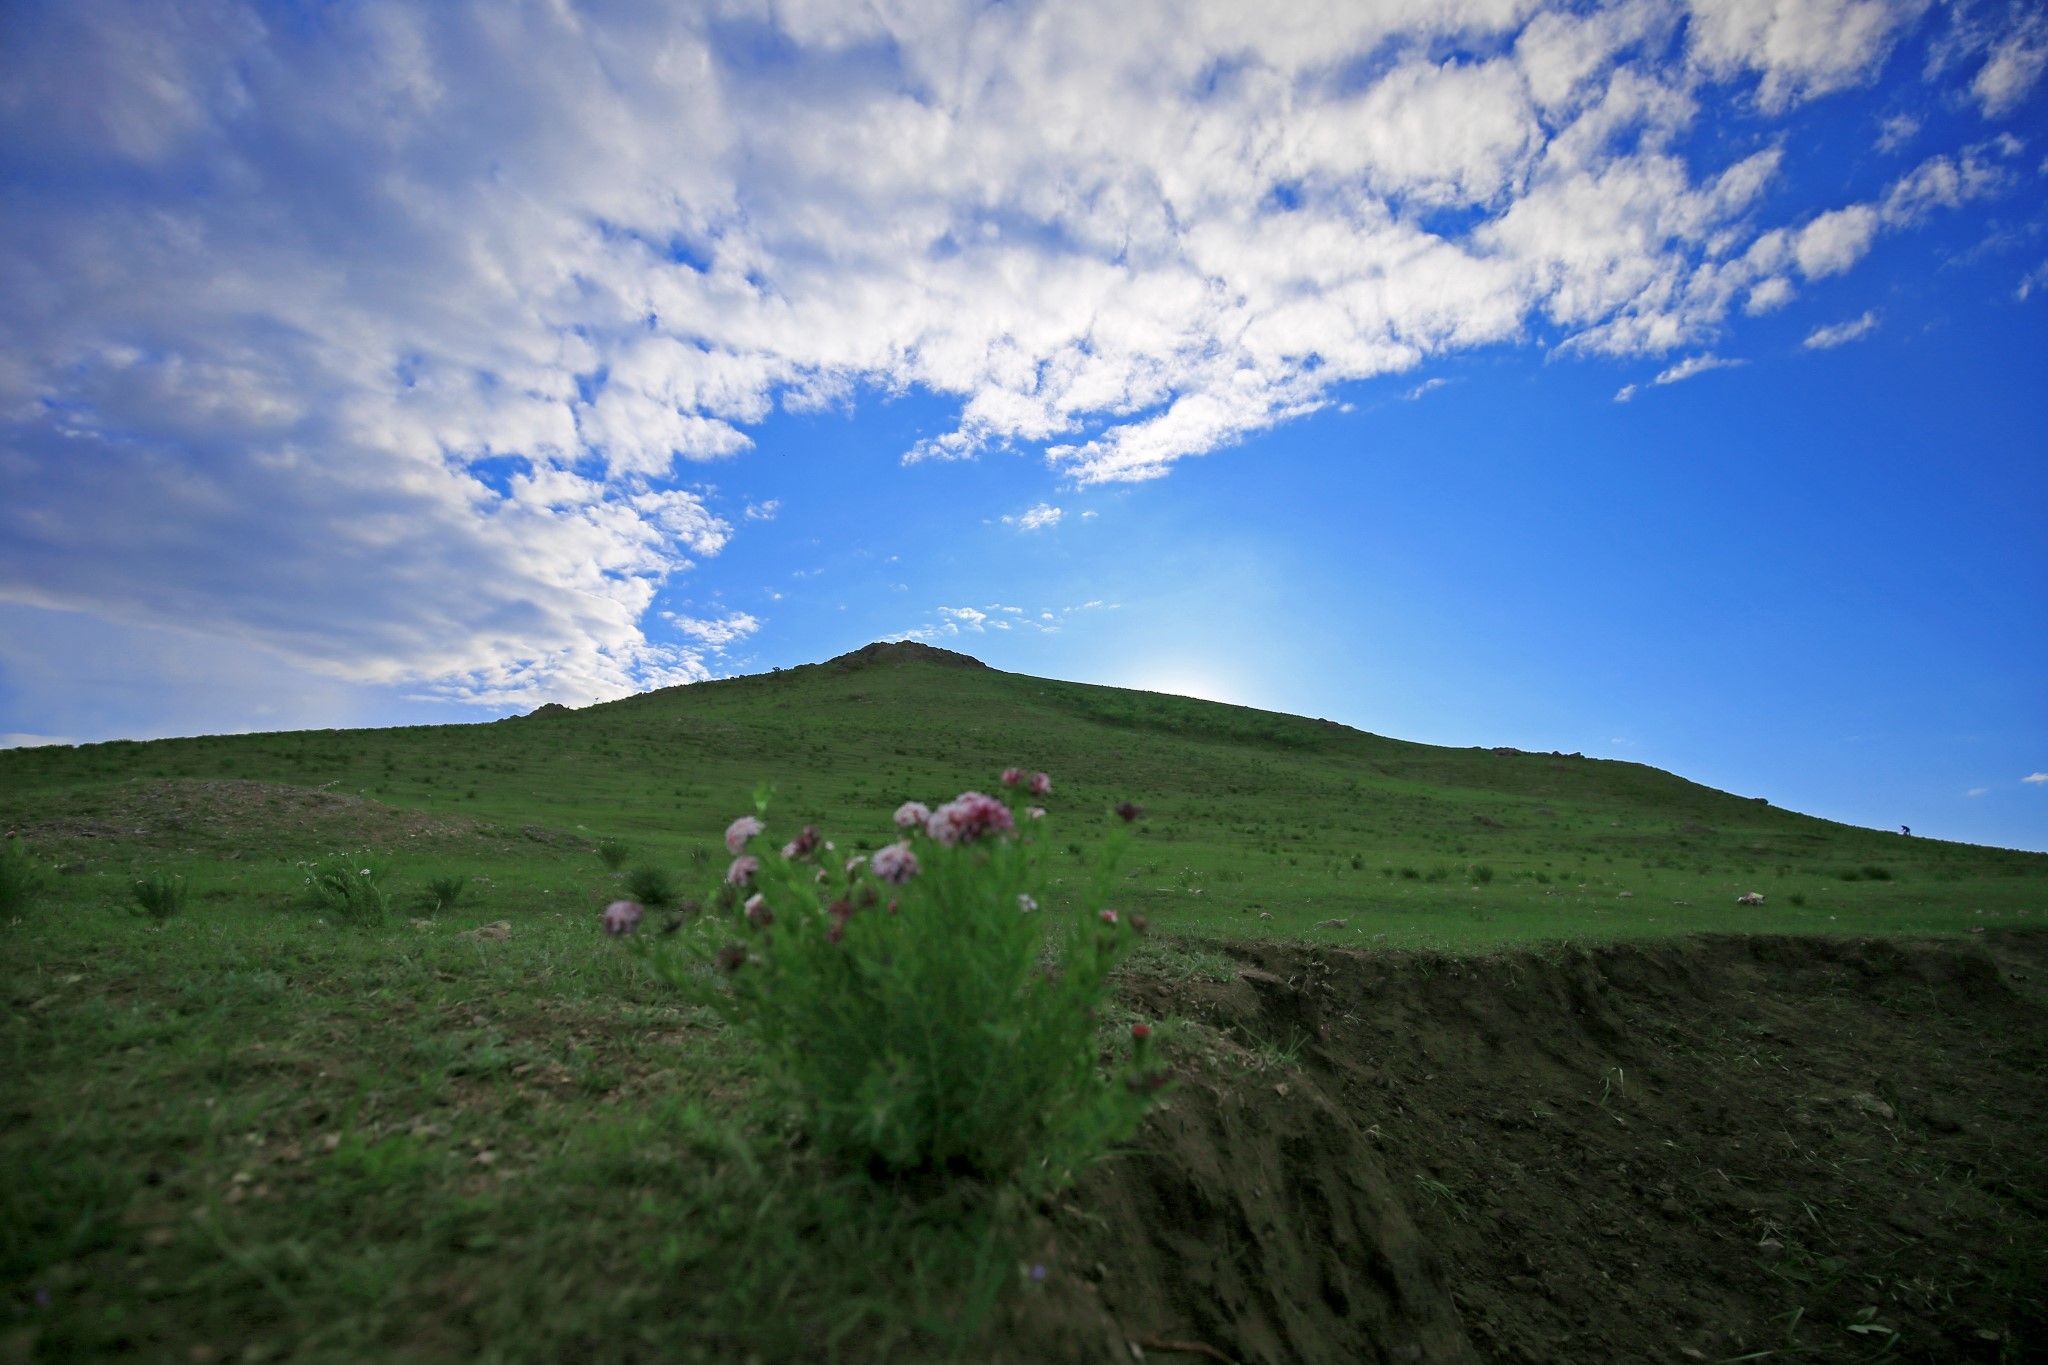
[925,791,1015,846]
[1098,908,1119,925]
[601,900,644,936]
[1028,771,1052,796]
[1000,767,1024,786]
[782,825,820,859]
[893,800,930,830]
[1026,806,1046,820]
[1131,1023,1151,1041]
[870,841,920,885]
[1116,802,1144,823]
[725,815,765,855]
[844,854,868,876]
[725,855,760,886]
[744,894,773,929]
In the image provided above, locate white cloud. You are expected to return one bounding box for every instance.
[1406,378,1451,400]
[743,499,781,522]
[1654,353,1746,384]
[939,607,990,631]
[1614,383,1640,402]
[1744,276,1797,313]
[904,598,1116,641]
[1876,111,1920,151]
[1966,786,1990,796]
[1683,0,1927,110]
[2020,260,2048,300]
[1973,27,2048,116]
[0,0,2026,703]
[1002,503,1065,532]
[1794,205,1882,277]
[1803,310,1881,347]
[1882,142,2018,224]
[2024,772,2048,784]
[664,611,760,648]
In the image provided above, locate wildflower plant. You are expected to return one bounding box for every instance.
[651,774,1166,1187]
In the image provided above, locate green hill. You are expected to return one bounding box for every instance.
[6,642,2044,1363]
[4,640,2039,948]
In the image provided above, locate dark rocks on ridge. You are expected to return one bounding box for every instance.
[824,640,990,672]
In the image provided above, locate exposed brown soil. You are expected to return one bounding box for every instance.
[1003,931,2047,1363]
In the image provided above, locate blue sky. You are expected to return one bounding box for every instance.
[1,0,2044,851]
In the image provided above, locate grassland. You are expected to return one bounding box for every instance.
[4,641,2043,1361]
[4,641,2039,950]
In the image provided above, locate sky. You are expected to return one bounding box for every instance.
[1,0,2044,851]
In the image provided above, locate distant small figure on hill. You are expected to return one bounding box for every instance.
[1900,825,1911,836]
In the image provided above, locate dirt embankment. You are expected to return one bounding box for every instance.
[1009,932,2047,1364]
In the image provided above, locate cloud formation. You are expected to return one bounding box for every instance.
[902,599,1115,641]
[1804,311,1882,347]
[1002,503,1065,532]
[0,0,2036,705]
[1655,353,1747,385]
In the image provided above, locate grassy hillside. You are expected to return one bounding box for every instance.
[3,640,2040,949]
[5,643,2044,1362]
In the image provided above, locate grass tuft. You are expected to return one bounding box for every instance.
[625,864,679,908]
[1,835,46,916]
[129,871,188,922]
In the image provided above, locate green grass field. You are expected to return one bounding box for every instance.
[5,642,2044,1360]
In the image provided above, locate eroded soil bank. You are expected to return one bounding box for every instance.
[1003,931,2047,1363]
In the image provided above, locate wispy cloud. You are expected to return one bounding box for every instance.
[1001,503,1064,532]
[1875,112,1920,153]
[2025,772,2048,785]
[1654,354,1746,386]
[1972,22,2048,116]
[743,500,781,522]
[1966,786,1990,797]
[1804,311,1881,348]
[902,599,1116,641]
[662,611,761,648]
[1405,378,1450,401]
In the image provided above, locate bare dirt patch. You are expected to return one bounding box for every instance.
[5,778,487,857]
[1010,931,2047,1363]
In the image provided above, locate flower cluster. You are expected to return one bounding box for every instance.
[643,766,1167,1186]
[925,791,1014,846]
